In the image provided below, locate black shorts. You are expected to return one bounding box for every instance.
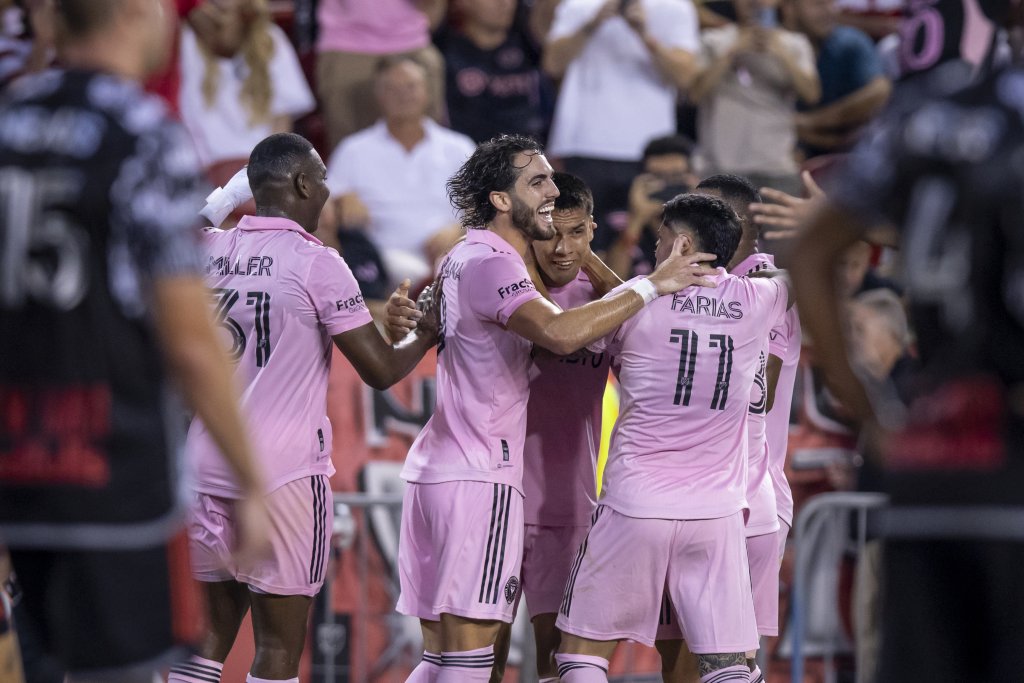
[878,539,1024,683]
[10,532,202,674]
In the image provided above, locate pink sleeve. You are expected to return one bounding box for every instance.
[768,317,788,358]
[751,278,789,335]
[466,252,544,325]
[307,249,374,336]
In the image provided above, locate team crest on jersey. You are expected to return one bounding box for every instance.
[504,576,520,604]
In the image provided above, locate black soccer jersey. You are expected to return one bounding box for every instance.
[0,69,207,549]
[832,62,1024,521]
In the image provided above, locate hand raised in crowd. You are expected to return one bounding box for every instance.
[384,279,421,343]
[749,170,825,239]
[585,0,620,33]
[629,173,669,223]
[621,0,647,36]
[647,236,720,295]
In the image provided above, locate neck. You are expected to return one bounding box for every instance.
[60,38,146,81]
[488,218,530,258]
[386,118,427,152]
[727,237,759,271]
[255,205,310,232]
[462,21,508,51]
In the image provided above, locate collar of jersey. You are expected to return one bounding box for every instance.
[465,228,518,254]
[236,215,323,246]
[729,251,774,277]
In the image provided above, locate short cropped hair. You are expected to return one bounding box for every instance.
[854,288,911,348]
[696,173,762,208]
[248,132,315,198]
[446,134,543,229]
[642,135,694,164]
[55,0,121,38]
[662,194,742,269]
[552,172,593,215]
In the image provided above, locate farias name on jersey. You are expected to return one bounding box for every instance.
[670,292,743,319]
[207,254,274,277]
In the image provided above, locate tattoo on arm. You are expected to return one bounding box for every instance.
[697,653,747,676]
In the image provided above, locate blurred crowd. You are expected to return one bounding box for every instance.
[0,0,906,294]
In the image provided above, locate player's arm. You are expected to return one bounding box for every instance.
[507,239,718,355]
[582,250,625,297]
[790,201,876,424]
[765,353,783,412]
[153,275,270,558]
[332,284,440,390]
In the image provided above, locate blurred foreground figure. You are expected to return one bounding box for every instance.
[792,7,1024,677]
[0,1,271,681]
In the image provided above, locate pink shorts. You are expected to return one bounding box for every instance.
[556,507,758,653]
[657,529,781,640]
[521,523,589,618]
[397,481,524,623]
[189,475,332,597]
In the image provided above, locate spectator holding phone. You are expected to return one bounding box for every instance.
[607,134,700,278]
[543,0,701,254]
[691,0,820,195]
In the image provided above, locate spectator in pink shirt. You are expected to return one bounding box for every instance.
[315,0,448,150]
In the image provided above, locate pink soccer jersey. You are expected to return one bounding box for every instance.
[187,216,373,496]
[401,229,544,491]
[590,270,789,520]
[522,272,608,527]
[766,301,801,526]
[731,253,785,535]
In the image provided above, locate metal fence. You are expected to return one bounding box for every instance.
[788,492,889,683]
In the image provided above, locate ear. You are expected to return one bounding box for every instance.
[294,171,311,200]
[489,190,512,214]
[587,216,596,244]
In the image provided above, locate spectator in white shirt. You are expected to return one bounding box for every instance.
[542,0,700,254]
[326,55,476,287]
[178,0,315,179]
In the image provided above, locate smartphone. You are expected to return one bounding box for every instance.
[651,184,691,203]
[756,6,778,28]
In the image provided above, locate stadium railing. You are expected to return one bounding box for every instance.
[788,491,889,683]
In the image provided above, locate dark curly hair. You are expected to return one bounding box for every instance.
[446,134,543,229]
[662,194,742,269]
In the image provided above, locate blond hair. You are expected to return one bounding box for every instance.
[199,0,275,126]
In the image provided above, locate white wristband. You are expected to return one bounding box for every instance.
[629,277,658,305]
[199,167,252,227]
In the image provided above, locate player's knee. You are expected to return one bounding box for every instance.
[251,642,302,679]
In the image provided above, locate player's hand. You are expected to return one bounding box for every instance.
[232,493,272,567]
[647,237,719,295]
[749,170,825,239]
[384,279,421,343]
[414,278,443,343]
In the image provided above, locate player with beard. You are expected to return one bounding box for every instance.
[393,135,719,683]
[654,175,796,683]
[555,194,793,683]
